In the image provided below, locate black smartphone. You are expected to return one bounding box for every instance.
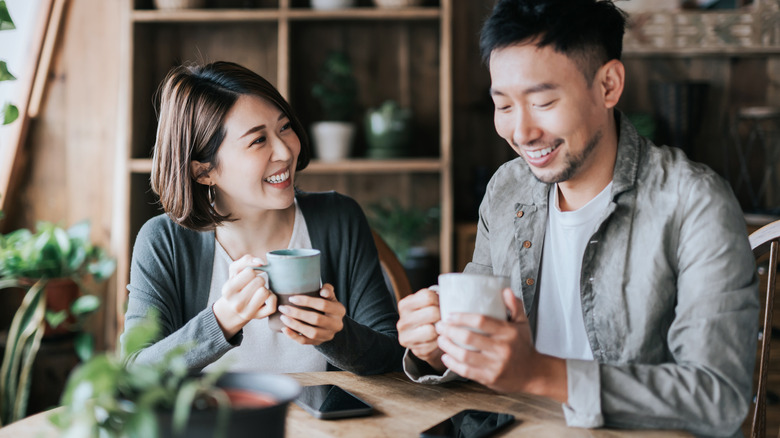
[294,384,374,420]
[420,409,515,438]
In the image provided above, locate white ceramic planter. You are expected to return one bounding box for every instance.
[311,121,355,162]
[311,0,355,10]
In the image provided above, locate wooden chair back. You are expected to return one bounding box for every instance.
[371,230,413,304]
[749,220,780,438]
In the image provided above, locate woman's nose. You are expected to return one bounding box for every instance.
[270,135,293,162]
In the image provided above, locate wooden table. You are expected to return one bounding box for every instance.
[285,372,691,438]
[0,371,693,437]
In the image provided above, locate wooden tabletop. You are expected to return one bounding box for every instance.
[0,371,692,437]
[285,371,692,438]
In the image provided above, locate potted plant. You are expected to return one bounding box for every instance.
[310,51,359,162]
[1,0,19,125]
[367,198,440,291]
[51,312,301,438]
[0,219,115,426]
[364,100,413,158]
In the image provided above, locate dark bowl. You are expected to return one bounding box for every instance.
[158,372,301,438]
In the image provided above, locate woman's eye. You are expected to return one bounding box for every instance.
[252,136,266,145]
[280,121,291,132]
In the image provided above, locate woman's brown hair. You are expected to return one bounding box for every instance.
[151,61,311,231]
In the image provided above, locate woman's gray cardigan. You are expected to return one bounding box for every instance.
[121,191,404,375]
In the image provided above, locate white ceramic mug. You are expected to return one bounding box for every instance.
[433,273,510,350]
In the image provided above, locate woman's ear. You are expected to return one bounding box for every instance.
[599,59,625,109]
[190,160,213,185]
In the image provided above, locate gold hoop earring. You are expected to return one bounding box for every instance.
[208,184,216,207]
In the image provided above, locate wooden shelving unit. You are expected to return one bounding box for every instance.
[112,0,452,330]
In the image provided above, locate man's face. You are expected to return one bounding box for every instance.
[489,43,612,186]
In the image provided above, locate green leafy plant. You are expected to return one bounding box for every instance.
[50,311,230,438]
[367,198,440,264]
[0,0,19,125]
[0,220,115,426]
[311,51,358,122]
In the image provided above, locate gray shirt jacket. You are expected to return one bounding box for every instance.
[406,113,759,437]
[122,191,404,375]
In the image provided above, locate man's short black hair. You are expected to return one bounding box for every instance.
[479,0,627,84]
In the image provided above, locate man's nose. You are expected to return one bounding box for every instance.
[512,110,542,147]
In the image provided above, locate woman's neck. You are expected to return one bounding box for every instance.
[215,204,296,261]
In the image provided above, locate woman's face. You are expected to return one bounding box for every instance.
[200,94,301,217]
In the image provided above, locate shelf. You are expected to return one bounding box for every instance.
[132,7,440,23]
[306,158,442,173]
[622,6,780,55]
[128,157,443,174]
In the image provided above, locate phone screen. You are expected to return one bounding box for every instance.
[295,384,373,419]
[420,409,515,438]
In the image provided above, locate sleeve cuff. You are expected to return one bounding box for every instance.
[562,358,603,428]
[402,349,460,384]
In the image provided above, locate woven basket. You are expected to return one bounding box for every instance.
[372,0,423,8]
[154,0,206,9]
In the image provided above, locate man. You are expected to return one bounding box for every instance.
[396,0,759,436]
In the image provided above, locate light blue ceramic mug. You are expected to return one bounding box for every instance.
[254,248,322,332]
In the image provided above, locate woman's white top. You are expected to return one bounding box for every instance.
[203,200,328,373]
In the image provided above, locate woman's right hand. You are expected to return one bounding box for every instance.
[212,255,277,339]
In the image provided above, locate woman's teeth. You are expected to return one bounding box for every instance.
[527,144,558,159]
[265,170,290,184]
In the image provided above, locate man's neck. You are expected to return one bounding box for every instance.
[557,116,619,211]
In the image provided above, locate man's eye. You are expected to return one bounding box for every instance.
[533,100,555,109]
[252,136,266,145]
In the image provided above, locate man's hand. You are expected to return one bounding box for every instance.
[436,288,567,402]
[397,288,447,372]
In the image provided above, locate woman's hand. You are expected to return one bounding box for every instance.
[213,255,277,339]
[277,283,346,345]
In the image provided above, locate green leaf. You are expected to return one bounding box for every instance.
[121,312,160,359]
[88,258,116,281]
[67,221,91,244]
[71,295,100,316]
[0,1,15,30]
[2,102,18,125]
[45,309,68,329]
[0,61,15,81]
[73,332,94,362]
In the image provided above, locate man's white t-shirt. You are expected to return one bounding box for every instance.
[534,182,613,361]
[203,199,328,373]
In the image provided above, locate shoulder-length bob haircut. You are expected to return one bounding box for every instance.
[151,61,311,231]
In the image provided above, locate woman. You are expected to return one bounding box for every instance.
[121,61,404,375]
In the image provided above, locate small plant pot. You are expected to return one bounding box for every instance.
[365,109,412,158]
[311,0,355,10]
[311,121,355,161]
[157,372,301,438]
[19,277,80,338]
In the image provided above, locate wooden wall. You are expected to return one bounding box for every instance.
[2,0,121,349]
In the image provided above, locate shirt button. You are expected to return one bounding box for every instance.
[523,240,532,248]
[526,278,535,286]
[516,211,524,218]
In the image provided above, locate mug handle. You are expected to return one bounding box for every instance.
[428,285,439,293]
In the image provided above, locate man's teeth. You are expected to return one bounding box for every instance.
[265,170,290,184]
[527,145,558,159]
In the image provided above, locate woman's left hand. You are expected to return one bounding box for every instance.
[278,283,346,345]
